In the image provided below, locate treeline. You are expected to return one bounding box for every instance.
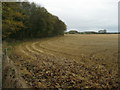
[2,2,66,40]
[66,30,119,34]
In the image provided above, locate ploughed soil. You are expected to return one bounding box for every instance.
[3,34,119,88]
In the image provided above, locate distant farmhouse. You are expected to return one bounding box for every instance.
[98,29,107,34]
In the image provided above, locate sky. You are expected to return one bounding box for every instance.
[28,0,119,32]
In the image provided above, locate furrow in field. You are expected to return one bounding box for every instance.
[31,42,54,56]
[19,45,35,59]
[31,42,44,53]
[37,43,80,58]
[14,49,116,88]
[36,41,111,73]
[25,44,39,55]
[18,43,41,60]
[37,43,106,68]
[36,41,116,82]
[17,46,96,87]
[33,42,85,66]
[15,45,117,87]
[13,52,106,88]
[26,43,102,79]
[12,34,118,88]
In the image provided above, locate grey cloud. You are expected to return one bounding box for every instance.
[29,0,119,32]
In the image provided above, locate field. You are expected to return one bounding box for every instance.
[6,34,119,88]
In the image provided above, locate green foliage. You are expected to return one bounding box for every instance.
[2,2,25,39]
[2,2,67,40]
[69,30,78,34]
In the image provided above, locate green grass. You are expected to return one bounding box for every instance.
[2,40,24,56]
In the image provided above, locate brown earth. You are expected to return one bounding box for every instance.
[3,34,119,88]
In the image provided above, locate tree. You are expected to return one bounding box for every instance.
[2,2,67,40]
[2,2,25,39]
[98,29,107,34]
[69,30,78,34]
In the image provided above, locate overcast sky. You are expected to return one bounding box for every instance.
[28,0,119,32]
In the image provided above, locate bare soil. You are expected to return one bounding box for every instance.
[4,34,119,88]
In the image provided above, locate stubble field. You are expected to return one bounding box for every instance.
[9,34,119,88]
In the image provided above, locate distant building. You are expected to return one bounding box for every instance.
[98,29,107,34]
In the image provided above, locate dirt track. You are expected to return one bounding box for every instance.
[9,34,119,88]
